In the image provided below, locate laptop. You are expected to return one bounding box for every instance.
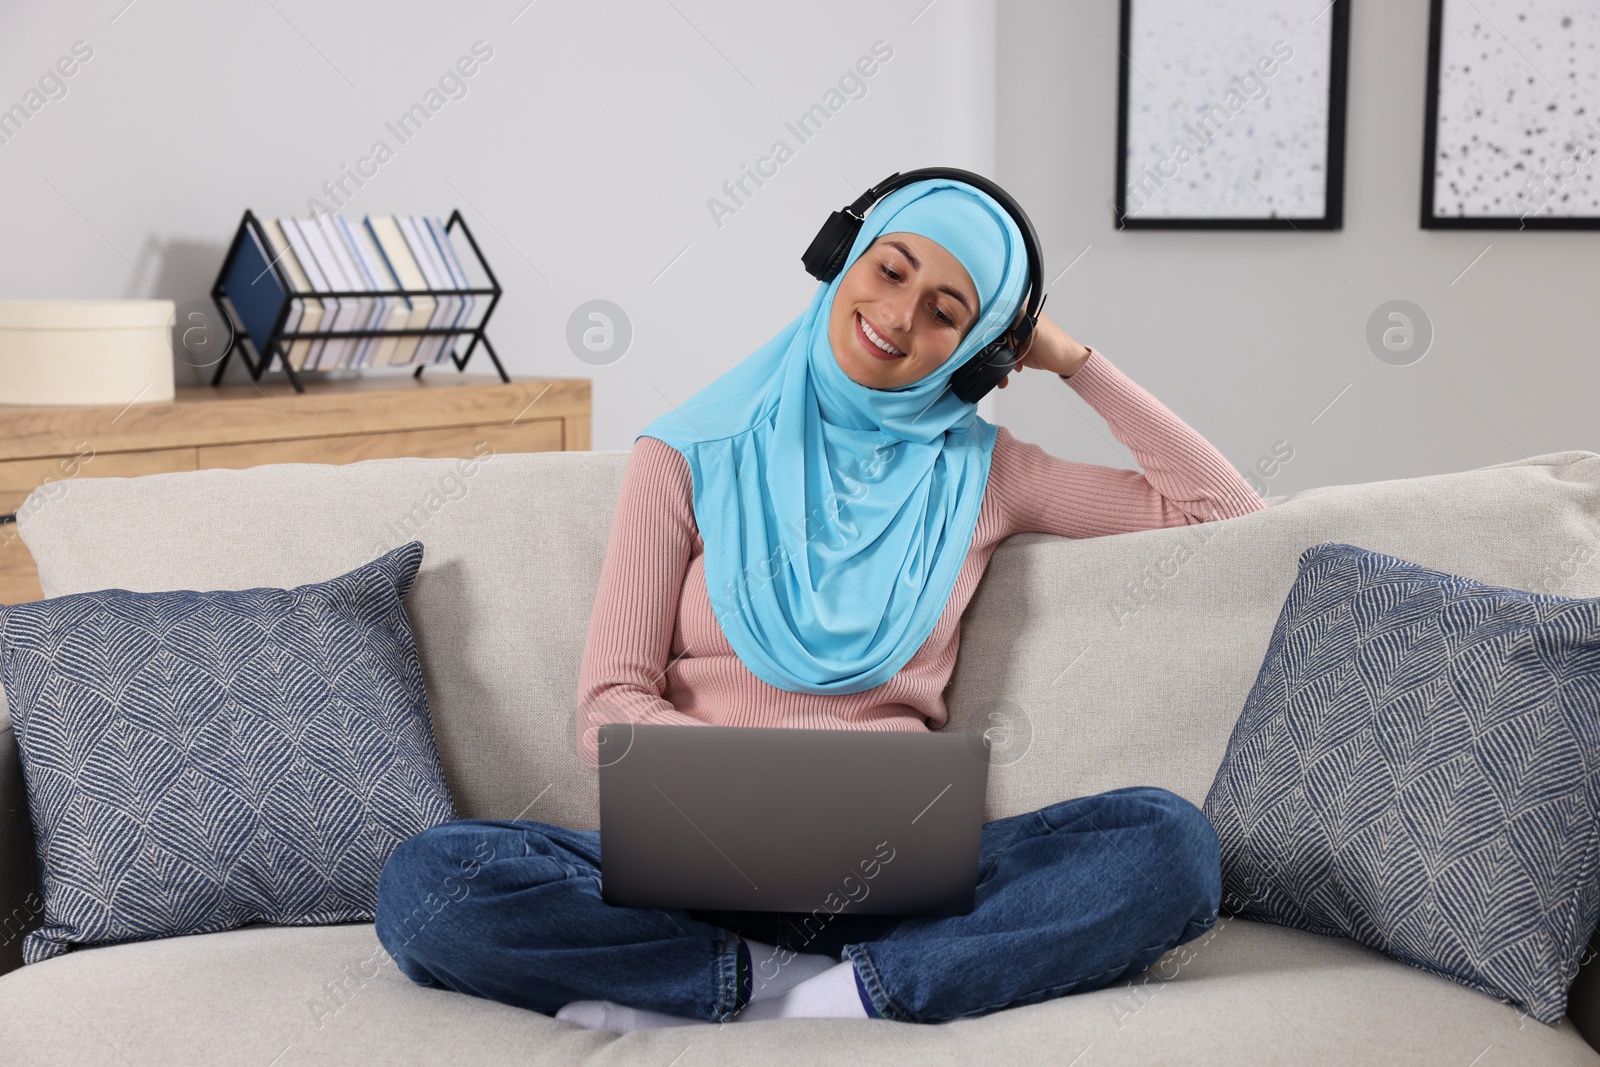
[597,723,991,917]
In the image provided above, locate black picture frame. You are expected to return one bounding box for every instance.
[1112,0,1350,230]
[1420,0,1600,229]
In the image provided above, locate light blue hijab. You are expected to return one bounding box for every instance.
[637,177,1029,694]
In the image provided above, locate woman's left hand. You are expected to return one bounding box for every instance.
[996,309,1090,387]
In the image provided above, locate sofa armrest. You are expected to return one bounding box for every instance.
[1568,926,1600,1053]
[0,698,42,978]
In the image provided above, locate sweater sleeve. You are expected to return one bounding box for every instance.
[988,344,1266,538]
[575,434,711,773]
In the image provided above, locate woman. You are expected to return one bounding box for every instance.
[374,177,1266,1031]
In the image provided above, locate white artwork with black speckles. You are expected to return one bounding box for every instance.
[1122,0,1333,220]
[1433,0,1600,219]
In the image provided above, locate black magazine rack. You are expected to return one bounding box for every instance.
[208,208,508,393]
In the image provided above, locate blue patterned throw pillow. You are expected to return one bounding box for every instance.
[0,541,456,963]
[1203,541,1600,1025]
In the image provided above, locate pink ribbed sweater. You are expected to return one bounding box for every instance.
[576,345,1265,771]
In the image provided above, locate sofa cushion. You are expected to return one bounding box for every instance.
[0,541,456,963]
[10,450,1600,833]
[18,452,619,834]
[0,916,1593,1066]
[1203,540,1600,1025]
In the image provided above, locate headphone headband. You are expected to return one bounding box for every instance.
[801,167,1046,404]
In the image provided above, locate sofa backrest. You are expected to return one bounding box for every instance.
[11,448,1600,831]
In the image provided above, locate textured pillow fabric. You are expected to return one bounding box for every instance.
[0,540,456,963]
[1202,541,1600,1026]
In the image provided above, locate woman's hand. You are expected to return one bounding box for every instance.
[995,308,1090,387]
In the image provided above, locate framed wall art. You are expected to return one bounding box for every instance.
[1113,0,1350,229]
[1422,0,1600,228]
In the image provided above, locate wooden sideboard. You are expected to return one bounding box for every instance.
[0,374,590,604]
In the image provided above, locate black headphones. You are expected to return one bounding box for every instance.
[802,166,1046,404]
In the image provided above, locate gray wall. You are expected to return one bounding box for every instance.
[1,0,1593,494]
[993,0,1597,496]
[0,0,1001,444]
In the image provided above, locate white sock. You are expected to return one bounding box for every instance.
[555,999,703,1033]
[734,960,871,1021]
[743,938,839,1001]
[553,938,853,1031]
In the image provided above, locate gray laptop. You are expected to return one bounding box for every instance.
[597,723,990,916]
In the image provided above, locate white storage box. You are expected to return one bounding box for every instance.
[0,299,176,406]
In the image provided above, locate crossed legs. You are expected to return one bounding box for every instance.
[374,785,1221,1024]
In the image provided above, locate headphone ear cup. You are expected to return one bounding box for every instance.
[950,339,1018,405]
[802,210,864,281]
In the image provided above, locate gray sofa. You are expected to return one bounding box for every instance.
[3,445,1600,1065]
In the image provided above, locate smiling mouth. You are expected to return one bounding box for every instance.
[856,312,906,361]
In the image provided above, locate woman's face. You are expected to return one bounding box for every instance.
[827,232,981,390]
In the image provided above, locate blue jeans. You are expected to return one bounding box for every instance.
[373,785,1221,1024]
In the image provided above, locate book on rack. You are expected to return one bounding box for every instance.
[398,215,461,364]
[303,216,378,367]
[259,220,323,371]
[365,216,435,365]
[219,224,288,364]
[279,217,353,369]
[325,216,383,367]
[426,216,477,342]
[336,215,410,366]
